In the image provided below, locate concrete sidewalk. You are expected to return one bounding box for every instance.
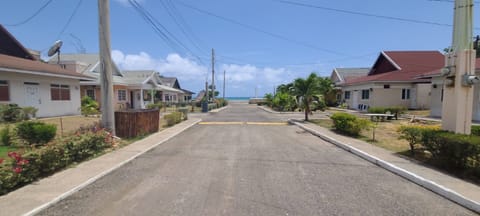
[290,120,480,213]
[0,118,201,216]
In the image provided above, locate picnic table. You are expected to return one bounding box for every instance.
[364,113,395,122]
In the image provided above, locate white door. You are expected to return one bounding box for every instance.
[352,91,359,110]
[24,83,40,107]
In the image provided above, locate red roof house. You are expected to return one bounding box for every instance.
[0,24,92,117]
[338,51,444,111]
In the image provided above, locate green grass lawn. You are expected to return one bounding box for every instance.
[0,146,22,159]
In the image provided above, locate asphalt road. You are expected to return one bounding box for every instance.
[38,102,476,215]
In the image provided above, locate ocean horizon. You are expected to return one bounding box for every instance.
[224,97,251,101]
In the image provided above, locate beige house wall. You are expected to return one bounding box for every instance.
[414,83,431,109]
[371,87,409,108]
[342,83,431,111]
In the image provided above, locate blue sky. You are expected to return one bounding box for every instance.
[1,0,479,97]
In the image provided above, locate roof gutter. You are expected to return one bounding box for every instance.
[1,67,94,81]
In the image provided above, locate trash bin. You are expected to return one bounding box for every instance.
[201,101,208,113]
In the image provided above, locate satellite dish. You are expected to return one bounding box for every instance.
[48,40,63,57]
[48,40,63,65]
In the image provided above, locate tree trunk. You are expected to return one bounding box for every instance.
[304,101,310,121]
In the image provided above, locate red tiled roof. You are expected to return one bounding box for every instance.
[0,54,92,80]
[344,51,444,85]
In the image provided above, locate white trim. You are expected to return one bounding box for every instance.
[0,67,93,81]
[381,51,402,71]
[89,61,100,73]
[333,68,344,83]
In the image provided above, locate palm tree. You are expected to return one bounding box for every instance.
[291,73,322,121]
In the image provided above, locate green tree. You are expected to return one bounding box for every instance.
[291,73,322,121]
[264,93,274,107]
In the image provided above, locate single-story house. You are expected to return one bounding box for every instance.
[48,53,135,110]
[330,67,370,102]
[0,24,92,117]
[336,51,444,111]
[420,58,480,121]
[122,70,185,107]
[158,76,195,102]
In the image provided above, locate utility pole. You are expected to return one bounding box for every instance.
[441,0,478,134]
[98,0,115,135]
[223,70,226,100]
[211,48,215,102]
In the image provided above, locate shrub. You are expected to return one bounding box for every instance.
[0,129,113,195]
[146,103,163,110]
[0,104,22,122]
[208,103,217,111]
[330,113,370,136]
[20,107,38,120]
[81,96,100,116]
[398,125,440,155]
[16,121,57,146]
[215,98,228,107]
[421,130,480,169]
[472,125,480,136]
[164,112,183,126]
[178,107,188,120]
[367,107,386,114]
[0,126,12,146]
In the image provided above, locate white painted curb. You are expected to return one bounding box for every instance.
[23,119,202,216]
[289,119,480,214]
[209,105,229,113]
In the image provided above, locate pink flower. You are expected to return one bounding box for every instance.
[17,159,29,166]
[13,167,22,174]
[0,158,4,164]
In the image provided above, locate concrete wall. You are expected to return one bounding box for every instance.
[1,71,81,117]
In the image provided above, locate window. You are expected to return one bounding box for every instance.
[118,90,127,101]
[344,91,351,99]
[86,89,95,100]
[51,84,70,101]
[402,89,410,100]
[384,85,390,89]
[361,89,370,100]
[0,80,9,101]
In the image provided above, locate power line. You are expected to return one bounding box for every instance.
[4,0,54,26]
[278,0,480,30]
[175,1,348,56]
[160,0,206,53]
[56,0,83,39]
[276,0,459,28]
[128,0,207,66]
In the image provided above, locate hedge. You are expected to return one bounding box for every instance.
[164,112,183,127]
[330,112,371,136]
[399,125,480,172]
[0,129,113,195]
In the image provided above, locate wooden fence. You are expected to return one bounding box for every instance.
[115,109,159,138]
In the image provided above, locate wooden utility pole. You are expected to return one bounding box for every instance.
[441,0,477,134]
[223,70,226,100]
[211,48,215,102]
[98,0,115,135]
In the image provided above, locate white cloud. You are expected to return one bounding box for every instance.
[111,50,292,96]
